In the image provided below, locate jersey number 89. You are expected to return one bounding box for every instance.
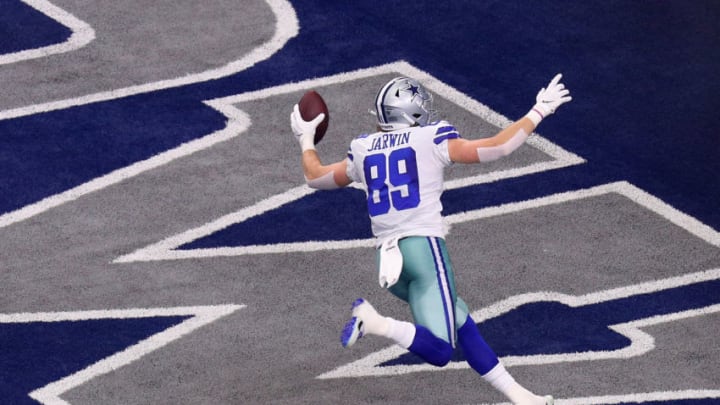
[363,147,420,217]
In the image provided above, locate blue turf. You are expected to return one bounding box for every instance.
[0,2,71,54]
[0,316,190,404]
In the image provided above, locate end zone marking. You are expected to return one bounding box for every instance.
[0,304,244,405]
[113,178,720,263]
[446,181,720,248]
[0,0,299,122]
[0,0,299,229]
[0,113,251,229]
[0,0,95,66]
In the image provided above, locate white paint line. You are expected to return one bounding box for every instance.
[113,183,316,263]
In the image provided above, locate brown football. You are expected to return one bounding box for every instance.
[298,90,329,144]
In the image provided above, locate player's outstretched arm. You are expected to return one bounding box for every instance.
[290,105,352,190]
[448,73,572,164]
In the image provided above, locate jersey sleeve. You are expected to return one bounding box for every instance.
[431,121,461,166]
[345,143,361,183]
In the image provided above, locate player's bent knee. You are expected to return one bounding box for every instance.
[408,324,454,367]
[426,342,453,367]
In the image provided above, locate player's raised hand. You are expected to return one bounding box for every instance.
[291,104,324,151]
[533,73,572,117]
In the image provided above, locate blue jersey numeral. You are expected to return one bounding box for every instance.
[363,147,420,216]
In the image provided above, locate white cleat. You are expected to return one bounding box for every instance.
[340,298,367,348]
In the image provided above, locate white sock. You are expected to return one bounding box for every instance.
[482,363,545,405]
[384,318,415,348]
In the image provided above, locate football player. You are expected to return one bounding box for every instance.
[290,74,571,405]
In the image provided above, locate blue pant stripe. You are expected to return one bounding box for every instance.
[427,237,455,347]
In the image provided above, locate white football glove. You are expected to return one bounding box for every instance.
[291,104,325,152]
[526,73,572,125]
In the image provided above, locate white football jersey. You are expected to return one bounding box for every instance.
[346,120,460,243]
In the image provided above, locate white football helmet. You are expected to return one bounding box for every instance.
[374,77,436,131]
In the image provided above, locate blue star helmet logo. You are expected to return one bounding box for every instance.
[406,84,420,98]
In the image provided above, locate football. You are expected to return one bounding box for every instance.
[298,90,330,144]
